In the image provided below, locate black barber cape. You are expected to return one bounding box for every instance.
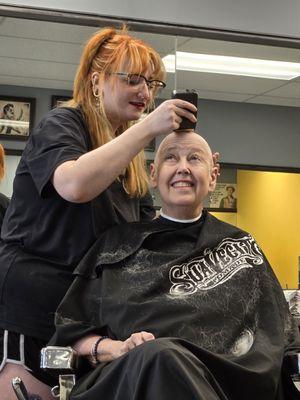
[52,211,300,400]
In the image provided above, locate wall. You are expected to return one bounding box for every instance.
[198,99,300,168]
[0,84,72,151]
[210,211,237,226]
[3,0,300,39]
[0,154,19,197]
[1,3,299,288]
[2,84,300,167]
[211,169,300,288]
[1,83,299,287]
[236,170,300,289]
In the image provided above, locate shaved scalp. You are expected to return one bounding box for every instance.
[154,131,213,169]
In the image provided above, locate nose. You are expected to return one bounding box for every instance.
[177,158,190,175]
[137,81,151,101]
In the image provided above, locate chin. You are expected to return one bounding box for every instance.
[172,196,198,206]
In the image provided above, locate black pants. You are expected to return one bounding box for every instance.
[71,338,229,400]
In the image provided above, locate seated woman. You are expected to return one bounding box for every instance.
[51,131,300,400]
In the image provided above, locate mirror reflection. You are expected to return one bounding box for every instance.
[0,15,299,288]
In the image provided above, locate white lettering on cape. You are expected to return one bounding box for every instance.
[169,235,263,296]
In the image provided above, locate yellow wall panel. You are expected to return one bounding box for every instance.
[236,170,300,289]
[210,212,237,226]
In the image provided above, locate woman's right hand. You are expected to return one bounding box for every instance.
[140,98,197,137]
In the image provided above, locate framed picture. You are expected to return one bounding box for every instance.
[0,96,35,140]
[51,95,72,109]
[208,183,237,212]
[283,289,300,317]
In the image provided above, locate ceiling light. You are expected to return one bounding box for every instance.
[162,52,300,80]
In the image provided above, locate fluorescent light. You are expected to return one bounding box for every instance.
[162,52,300,80]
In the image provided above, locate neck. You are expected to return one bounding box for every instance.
[106,112,122,134]
[160,204,203,221]
[160,209,202,223]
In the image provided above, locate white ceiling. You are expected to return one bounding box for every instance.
[0,16,300,107]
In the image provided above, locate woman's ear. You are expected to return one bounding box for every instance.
[149,163,158,188]
[91,72,104,97]
[91,72,99,87]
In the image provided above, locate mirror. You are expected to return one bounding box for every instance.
[0,14,299,288]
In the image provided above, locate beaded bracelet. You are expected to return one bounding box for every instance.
[91,336,109,365]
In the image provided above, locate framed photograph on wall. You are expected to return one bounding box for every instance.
[51,95,72,109]
[208,183,237,212]
[0,96,35,140]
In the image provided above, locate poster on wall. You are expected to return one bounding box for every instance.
[0,96,35,141]
[209,183,237,211]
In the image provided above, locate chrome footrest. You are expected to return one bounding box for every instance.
[51,375,76,400]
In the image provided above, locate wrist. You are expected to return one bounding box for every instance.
[90,336,109,365]
[134,118,156,142]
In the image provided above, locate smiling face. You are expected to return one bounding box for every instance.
[150,132,218,219]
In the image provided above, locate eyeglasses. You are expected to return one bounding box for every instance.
[111,72,166,90]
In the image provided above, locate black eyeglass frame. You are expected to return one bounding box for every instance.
[110,72,166,89]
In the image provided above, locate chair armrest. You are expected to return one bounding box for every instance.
[40,346,78,400]
[40,346,78,371]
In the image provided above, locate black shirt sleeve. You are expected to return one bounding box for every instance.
[24,107,91,197]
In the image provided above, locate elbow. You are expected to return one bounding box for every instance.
[55,181,91,203]
[53,160,92,203]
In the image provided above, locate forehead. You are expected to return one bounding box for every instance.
[123,67,154,79]
[161,143,205,154]
[120,56,155,75]
[160,134,210,155]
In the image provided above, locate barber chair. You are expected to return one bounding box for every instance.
[40,346,77,399]
[11,346,300,400]
[12,346,77,400]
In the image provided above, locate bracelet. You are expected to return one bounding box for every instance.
[91,336,109,365]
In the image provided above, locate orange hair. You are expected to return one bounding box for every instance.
[70,26,166,197]
[0,144,5,181]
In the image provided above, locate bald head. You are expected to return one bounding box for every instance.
[154,131,213,170]
[150,130,217,219]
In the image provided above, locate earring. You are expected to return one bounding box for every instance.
[92,86,100,112]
